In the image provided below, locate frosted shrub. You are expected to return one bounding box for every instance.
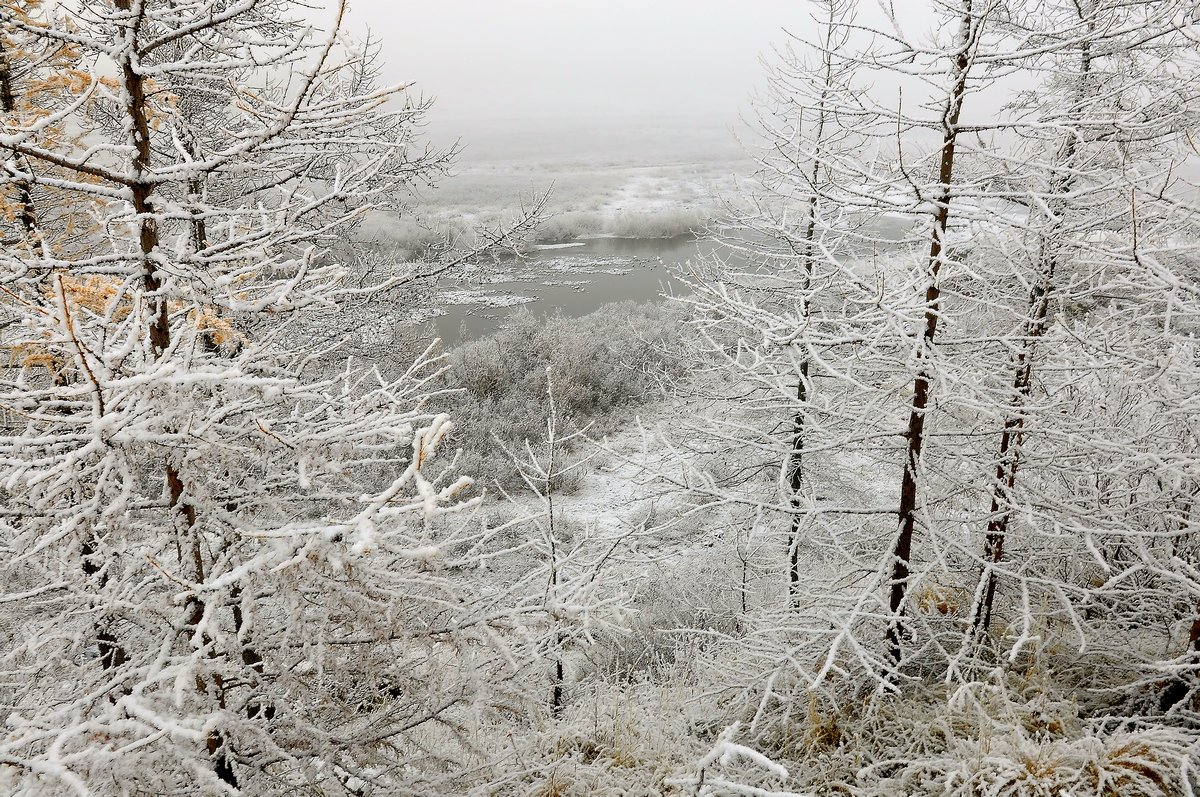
[732,666,1200,797]
[607,208,708,239]
[442,301,688,490]
[532,211,605,243]
[485,681,702,797]
[865,724,1194,797]
[531,208,709,243]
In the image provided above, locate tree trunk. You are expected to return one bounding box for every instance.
[787,21,835,601]
[787,241,814,601]
[886,0,976,669]
[972,13,1093,639]
[0,39,39,245]
[114,0,237,785]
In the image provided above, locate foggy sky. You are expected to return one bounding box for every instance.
[335,1,824,124]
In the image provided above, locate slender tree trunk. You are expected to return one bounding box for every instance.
[549,493,564,718]
[543,378,565,717]
[787,223,815,601]
[1159,496,1198,711]
[972,16,1093,639]
[787,20,835,601]
[1184,498,1200,656]
[0,39,39,245]
[548,487,565,718]
[972,255,1057,635]
[737,521,754,626]
[886,0,976,668]
[114,0,237,784]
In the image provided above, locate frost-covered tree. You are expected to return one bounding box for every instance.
[953,0,1200,643]
[493,367,634,718]
[687,0,867,601]
[655,0,1200,791]
[0,0,96,258]
[0,0,41,247]
[0,2,543,794]
[674,0,1019,682]
[673,0,1200,699]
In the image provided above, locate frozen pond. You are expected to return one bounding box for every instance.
[403,214,913,345]
[425,234,737,343]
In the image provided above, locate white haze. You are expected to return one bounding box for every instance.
[347,0,812,125]
[323,1,1028,165]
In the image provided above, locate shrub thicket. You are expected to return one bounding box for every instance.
[440,301,687,492]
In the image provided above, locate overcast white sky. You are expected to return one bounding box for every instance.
[336,1,826,124]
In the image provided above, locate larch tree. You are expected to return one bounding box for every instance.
[493,367,635,718]
[669,0,1200,708]
[0,0,96,264]
[963,0,1200,693]
[669,0,1022,688]
[957,0,1200,642]
[0,1,544,794]
[686,0,866,601]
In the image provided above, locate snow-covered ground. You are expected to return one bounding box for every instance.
[360,119,750,251]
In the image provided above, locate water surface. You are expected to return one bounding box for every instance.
[418,216,913,344]
[429,235,734,343]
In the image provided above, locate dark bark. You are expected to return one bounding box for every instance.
[231,593,276,721]
[0,40,39,244]
[972,266,1056,635]
[886,0,975,669]
[115,1,237,785]
[971,14,1093,639]
[787,174,818,602]
[81,538,129,672]
[1161,498,1198,712]
[551,648,564,718]
[787,289,812,600]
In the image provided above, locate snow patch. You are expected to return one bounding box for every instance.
[534,241,587,250]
